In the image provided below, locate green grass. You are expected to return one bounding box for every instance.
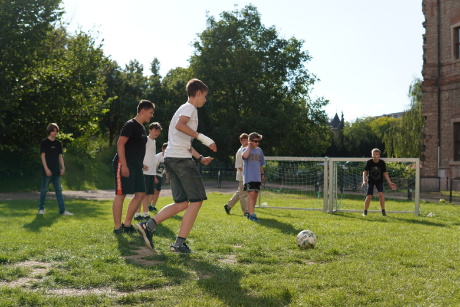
[1,194,460,306]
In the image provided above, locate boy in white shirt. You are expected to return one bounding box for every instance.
[146,142,169,212]
[136,79,217,253]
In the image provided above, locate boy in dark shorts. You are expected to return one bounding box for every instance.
[136,79,216,253]
[362,148,397,216]
[242,132,265,222]
[112,100,155,234]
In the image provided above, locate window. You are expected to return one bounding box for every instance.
[454,26,460,60]
[455,122,460,161]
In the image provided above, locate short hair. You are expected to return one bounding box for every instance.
[240,133,249,140]
[186,79,208,97]
[149,122,162,130]
[249,132,262,141]
[137,100,155,114]
[371,148,381,154]
[47,123,59,135]
[162,142,168,150]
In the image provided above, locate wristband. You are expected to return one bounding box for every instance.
[261,173,265,175]
[197,133,215,146]
[198,155,203,161]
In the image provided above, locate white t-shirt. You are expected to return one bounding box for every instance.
[235,146,244,182]
[165,102,198,158]
[143,137,156,175]
[154,152,166,177]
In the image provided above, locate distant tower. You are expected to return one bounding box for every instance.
[421,0,460,189]
[330,113,341,139]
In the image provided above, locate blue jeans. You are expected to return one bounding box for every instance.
[39,175,66,213]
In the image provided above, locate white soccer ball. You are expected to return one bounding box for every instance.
[296,230,317,249]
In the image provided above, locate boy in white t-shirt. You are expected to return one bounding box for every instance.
[134,122,162,221]
[136,78,217,253]
[147,142,169,212]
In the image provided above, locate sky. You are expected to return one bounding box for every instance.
[61,0,424,122]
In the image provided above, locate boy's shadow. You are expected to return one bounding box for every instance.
[23,214,59,232]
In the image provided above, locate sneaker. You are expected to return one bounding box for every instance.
[224,204,231,214]
[244,212,249,218]
[170,242,192,253]
[247,214,259,222]
[135,222,154,249]
[123,223,136,234]
[113,227,123,234]
[148,204,157,212]
[61,210,74,216]
[382,211,387,216]
[143,215,151,220]
[38,210,45,215]
[362,212,367,217]
[134,215,143,221]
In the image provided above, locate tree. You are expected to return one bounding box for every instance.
[188,5,330,159]
[383,78,424,158]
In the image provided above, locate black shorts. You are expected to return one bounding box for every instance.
[113,159,146,195]
[243,181,261,192]
[366,182,384,196]
[144,175,155,195]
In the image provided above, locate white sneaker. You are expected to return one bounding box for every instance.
[38,210,45,214]
[61,210,74,216]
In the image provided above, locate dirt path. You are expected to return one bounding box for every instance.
[0,180,239,201]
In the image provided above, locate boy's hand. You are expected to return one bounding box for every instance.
[389,182,397,190]
[209,143,217,152]
[45,168,52,176]
[361,181,367,187]
[200,156,214,165]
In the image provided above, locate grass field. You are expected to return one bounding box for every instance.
[1,193,460,306]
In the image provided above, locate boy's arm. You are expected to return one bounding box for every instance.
[176,116,217,152]
[362,171,368,187]
[41,153,52,176]
[117,136,130,177]
[384,172,397,190]
[59,154,65,176]
[242,146,250,159]
[191,147,213,165]
[260,165,265,183]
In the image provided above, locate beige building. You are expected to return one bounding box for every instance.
[421,0,460,189]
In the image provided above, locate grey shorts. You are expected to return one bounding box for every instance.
[164,157,207,203]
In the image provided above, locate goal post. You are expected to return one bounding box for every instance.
[259,156,420,215]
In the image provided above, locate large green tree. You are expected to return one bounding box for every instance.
[188,5,330,159]
[383,78,424,158]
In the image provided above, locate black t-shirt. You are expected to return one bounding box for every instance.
[364,159,387,184]
[114,119,147,168]
[40,138,63,176]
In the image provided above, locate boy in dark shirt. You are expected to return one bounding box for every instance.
[38,123,73,215]
[362,148,397,216]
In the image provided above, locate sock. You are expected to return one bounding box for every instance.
[146,218,157,232]
[382,209,386,214]
[134,213,140,217]
[174,236,186,247]
[143,212,149,217]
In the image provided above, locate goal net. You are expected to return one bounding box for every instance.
[327,158,420,215]
[260,157,420,215]
[260,157,329,211]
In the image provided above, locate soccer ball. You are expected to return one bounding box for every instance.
[296,230,317,249]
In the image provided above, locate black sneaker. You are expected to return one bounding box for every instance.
[143,215,151,220]
[244,212,249,218]
[135,222,154,249]
[224,204,231,214]
[123,224,136,234]
[134,215,143,221]
[113,227,123,234]
[170,242,192,253]
[247,214,259,222]
[382,211,387,216]
[148,204,157,212]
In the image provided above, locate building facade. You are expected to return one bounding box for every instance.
[422,0,460,188]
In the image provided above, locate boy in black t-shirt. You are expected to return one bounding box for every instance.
[38,123,73,215]
[112,100,155,234]
[361,148,397,216]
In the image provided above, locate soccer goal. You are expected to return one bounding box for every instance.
[259,157,329,212]
[259,156,420,215]
[327,158,420,215]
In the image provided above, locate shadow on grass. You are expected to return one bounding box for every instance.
[334,212,448,227]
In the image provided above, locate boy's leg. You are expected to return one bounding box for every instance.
[238,181,249,214]
[177,202,202,238]
[151,189,160,207]
[112,194,126,229]
[39,175,52,211]
[226,189,240,209]
[151,201,189,225]
[124,192,146,226]
[247,191,258,215]
[51,175,66,213]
